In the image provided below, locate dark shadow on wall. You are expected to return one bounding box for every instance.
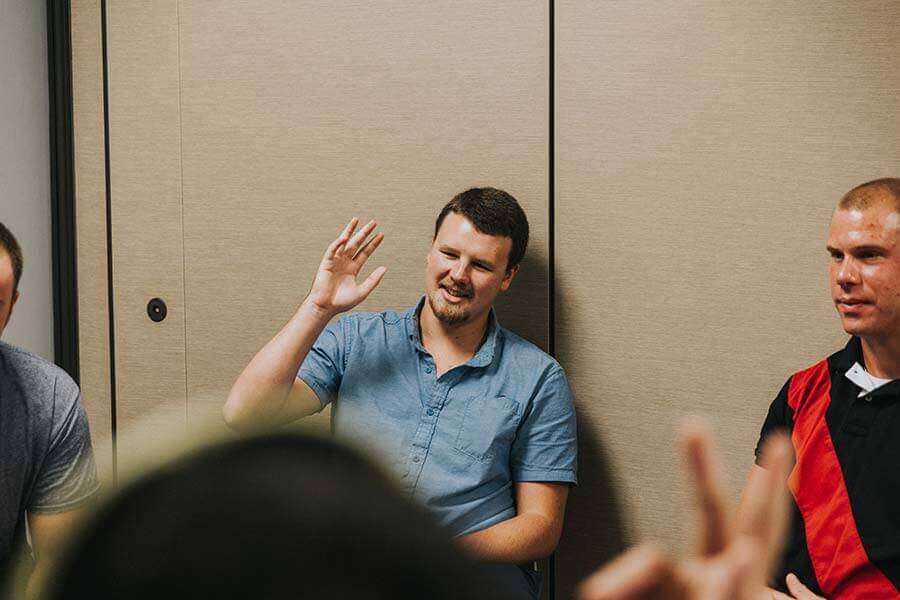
[556,421,628,596]
[495,251,629,597]
[493,249,551,352]
[552,278,629,598]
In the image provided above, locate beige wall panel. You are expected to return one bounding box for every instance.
[174,2,550,431]
[106,0,187,467]
[71,0,112,475]
[555,1,900,595]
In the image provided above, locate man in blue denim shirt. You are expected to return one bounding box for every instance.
[225,188,577,598]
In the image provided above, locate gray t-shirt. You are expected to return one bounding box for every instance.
[0,341,99,578]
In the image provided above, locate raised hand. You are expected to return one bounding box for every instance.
[577,420,793,600]
[307,218,387,316]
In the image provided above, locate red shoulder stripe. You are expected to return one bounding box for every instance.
[787,359,897,598]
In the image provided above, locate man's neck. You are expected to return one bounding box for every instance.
[419,301,490,358]
[860,333,900,379]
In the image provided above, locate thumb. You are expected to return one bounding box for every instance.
[358,266,387,298]
[785,573,823,599]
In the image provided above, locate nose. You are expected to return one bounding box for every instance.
[835,257,860,288]
[450,261,471,284]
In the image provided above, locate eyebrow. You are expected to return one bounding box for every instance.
[826,244,887,254]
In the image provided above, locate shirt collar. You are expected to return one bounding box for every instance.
[405,295,501,368]
[834,336,864,373]
[837,336,900,399]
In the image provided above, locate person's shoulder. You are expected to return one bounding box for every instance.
[0,340,77,393]
[497,327,565,377]
[341,306,409,329]
[0,341,80,421]
[785,343,848,382]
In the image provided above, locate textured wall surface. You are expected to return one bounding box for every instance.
[104,0,189,467]
[72,0,113,469]
[99,0,549,466]
[175,1,550,429]
[0,0,53,360]
[554,1,900,596]
[74,1,900,597]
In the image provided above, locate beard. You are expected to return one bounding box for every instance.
[427,284,473,325]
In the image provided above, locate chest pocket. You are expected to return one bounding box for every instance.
[454,395,523,462]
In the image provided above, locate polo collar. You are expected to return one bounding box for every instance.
[405,295,500,368]
[836,336,900,399]
[834,336,863,373]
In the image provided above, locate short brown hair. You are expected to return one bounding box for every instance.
[434,188,529,271]
[838,178,900,214]
[0,222,23,293]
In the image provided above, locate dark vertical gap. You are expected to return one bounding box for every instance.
[548,0,557,599]
[47,0,80,382]
[100,0,118,485]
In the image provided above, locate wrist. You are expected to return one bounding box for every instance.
[297,296,337,324]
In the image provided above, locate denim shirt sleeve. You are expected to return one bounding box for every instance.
[510,367,578,484]
[297,317,348,410]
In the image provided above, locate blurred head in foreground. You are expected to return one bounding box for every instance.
[40,432,506,600]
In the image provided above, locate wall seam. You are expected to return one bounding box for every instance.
[175,0,189,424]
[100,0,118,485]
[548,0,557,598]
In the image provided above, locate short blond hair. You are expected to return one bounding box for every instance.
[838,178,900,214]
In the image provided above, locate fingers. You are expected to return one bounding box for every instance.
[726,537,766,600]
[358,266,387,298]
[354,231,385,264]
[577,544,679,600]
[325,218,359,259]
[785,573,823,599]
[735,434,793,573]
[759,433,793,571]
[680,418,729,557]
[344,219,377,257]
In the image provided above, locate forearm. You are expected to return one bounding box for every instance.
[224,298,332,428]
[457,512,561,564]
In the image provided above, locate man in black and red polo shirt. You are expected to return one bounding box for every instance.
[748,178,900,599]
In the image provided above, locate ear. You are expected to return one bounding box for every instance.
[499,264,519,292]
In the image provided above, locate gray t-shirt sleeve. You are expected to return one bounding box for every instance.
[511,366,578,484]
[297,318,347,409]
[28,374,100,513]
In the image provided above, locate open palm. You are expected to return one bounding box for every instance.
[308,218,387,315]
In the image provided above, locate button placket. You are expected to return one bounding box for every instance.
[406,380,451,491]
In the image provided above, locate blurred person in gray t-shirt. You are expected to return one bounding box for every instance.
[0,222,99,596]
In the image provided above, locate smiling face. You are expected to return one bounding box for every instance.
[425,212,518,326]
[828,196,900,342]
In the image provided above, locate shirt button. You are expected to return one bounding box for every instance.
[412,456,421,463]
[424,366,433,373]
[426,408,435,416]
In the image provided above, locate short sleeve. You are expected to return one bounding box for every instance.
[297,318,347,409]
[511,367,578,484]
[754,378,793,462]
[28,376,100,513]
